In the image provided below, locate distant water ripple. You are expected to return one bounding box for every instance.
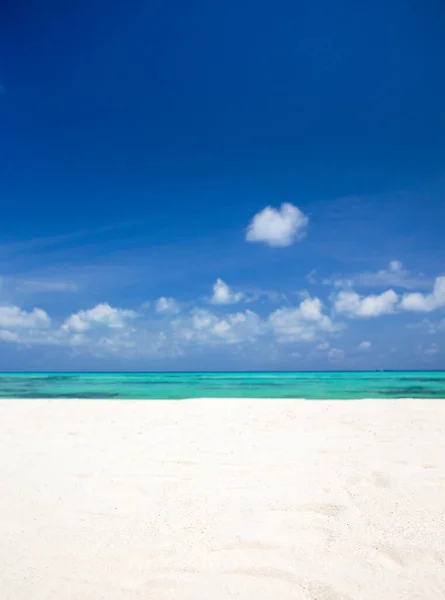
[0,372,444,399]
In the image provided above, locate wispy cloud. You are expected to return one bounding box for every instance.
[424,343,440,356]
[416,343,440,358]
[407,319,445,334]
[317,261,430,290]
[0,222,135,260]
[0,275,78,304]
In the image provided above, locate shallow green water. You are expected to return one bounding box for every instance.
[0,371,444,399]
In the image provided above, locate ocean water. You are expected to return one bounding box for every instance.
[0,371,444,399]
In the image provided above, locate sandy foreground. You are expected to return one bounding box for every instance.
[1,399,445,599]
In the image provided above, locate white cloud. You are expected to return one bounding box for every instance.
[401,276,445,312]
[17,279,78,293]
[191,309,214,331]
[177,308,263,346]
[210,279,244,305]
[67,333,88,346]
[0,287,345,364]
[333,289,398,318]
[0,302,172,356]
[317,341,330,351]
[328,347,344,361]
[0,293,344,359]
[0,305,51,328]
[212,310,260,342]
[354,260,420,289]
[155,296,180,314]
[0,305,53,347]
[417,343,440,357]
[389,260,402,271]
[424,343,440,356]
[0,330,19,342]
[321,261,429,290]
[407,319,445,334]
[269,296,340,342]
[246,203,309,247]
[357,340,371,351]
[62,303,137,332]
[0,275,78,300]
[306,269,318,285]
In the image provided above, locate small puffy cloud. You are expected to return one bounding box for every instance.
[401,276,445,312]
[155,296,180,314]
[269,296,340,342]
[62,303,137,332]
[210,279,244,305]
[214,310,262,344]
[246,203,309,247]
[317,341,330,351]
[333,289,398,318]
[328,347,344,361]
[180,308,263,346]
[357,340,371,351]
[0,305,51,328]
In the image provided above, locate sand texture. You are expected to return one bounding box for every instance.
[1,398,445,599]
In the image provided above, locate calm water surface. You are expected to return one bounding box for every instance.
[0,372,444,399]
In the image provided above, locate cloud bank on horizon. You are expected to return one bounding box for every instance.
[1,272,443,359]
[1,198,444,369]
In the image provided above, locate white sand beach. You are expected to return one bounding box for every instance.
[1,399,445,599]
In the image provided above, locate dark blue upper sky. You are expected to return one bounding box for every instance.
[0,0,444,370]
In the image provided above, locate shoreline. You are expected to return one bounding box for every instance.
[1,396,443,400]
[1,398,445,599]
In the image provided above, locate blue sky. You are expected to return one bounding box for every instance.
[0,0,444,370]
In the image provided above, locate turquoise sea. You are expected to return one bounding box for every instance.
[0,371,444,399]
